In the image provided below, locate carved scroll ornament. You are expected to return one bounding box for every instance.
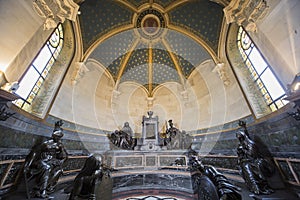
[223,0,268,32]
[33,0,79,30]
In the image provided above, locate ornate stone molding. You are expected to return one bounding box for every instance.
[223,0,268,32]
[181,90,188,101]
[112,89,121,99]
[71,62,89,85]
[147,97,155,108]
[209,0,231,7]
[212,63,231,86]
[33,0,79,30]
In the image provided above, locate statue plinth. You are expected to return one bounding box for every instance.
[135,111,164,151]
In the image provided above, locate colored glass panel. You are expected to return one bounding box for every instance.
[237,27,286,111]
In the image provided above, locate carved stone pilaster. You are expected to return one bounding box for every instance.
[33,0,79,30]
[212,63,231,86]
[147,97,154,109]
[71,62,89,85]
[112,89,121,99]
[181,90,188,100]
[223,0,268,32]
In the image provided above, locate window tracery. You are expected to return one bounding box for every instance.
[14,24,64,110]
[237,27,287,111]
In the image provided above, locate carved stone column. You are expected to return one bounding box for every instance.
[33,0,79,30]
[223,0,268,32]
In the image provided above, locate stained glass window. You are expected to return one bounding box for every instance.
[15,24,63,109]
[237,27,287,111]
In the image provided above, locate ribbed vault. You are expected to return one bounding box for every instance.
[78,0,224,96]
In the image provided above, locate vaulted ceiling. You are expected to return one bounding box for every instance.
[77,0,226,96]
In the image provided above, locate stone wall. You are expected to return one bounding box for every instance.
[0,104,299,195]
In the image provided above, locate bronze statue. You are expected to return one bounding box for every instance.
[23,120,68,199]
[68,154,114,200]
[121,122,133,137]
[236,130,274,195]
[163,119,180,148]
[189,155,242,200]
[108,129,136,150]
[166,120,178,138]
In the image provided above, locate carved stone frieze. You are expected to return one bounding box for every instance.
[33,0,79,30]
[223,0,268,32]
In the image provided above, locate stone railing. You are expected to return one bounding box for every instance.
[0,155,88,194]
[274,157,300,186]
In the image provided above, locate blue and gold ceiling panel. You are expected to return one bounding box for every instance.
[79,0,133,51]
[152,44,180,86]
[126,0,149,8]
[152,63,180,87]
[168,0,223,53]
[123,42,149,75]
[120,64,149,86]
[152,47,176,71]
[153,0,176,8]
[177,56,195,79]
[165,30,211,77]
[89,31,135,78]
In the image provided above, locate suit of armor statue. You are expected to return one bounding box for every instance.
[24,121,68,199]
[68,154,105,200]
[189,155,242,200]
[236,130,274,195]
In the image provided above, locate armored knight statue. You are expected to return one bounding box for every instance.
[164,119,180,149]
[68,153,114,200]
[23,120,68,199]
[236,130,275,195]
[189,154,242,200]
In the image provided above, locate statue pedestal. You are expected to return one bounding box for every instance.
[139,139,162,151]
[135,111,164,151]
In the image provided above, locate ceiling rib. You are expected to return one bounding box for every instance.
[167,24,218,63]
[165,0,189,13]
[162,38,186,86]
[148,43,153,96]
[116,38,140,82]
[115,0,138,12]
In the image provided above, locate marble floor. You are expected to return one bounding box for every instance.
[1,181,299,200]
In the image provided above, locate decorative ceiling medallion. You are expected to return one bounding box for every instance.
[136,9,166,40]
[142,15,160,36]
